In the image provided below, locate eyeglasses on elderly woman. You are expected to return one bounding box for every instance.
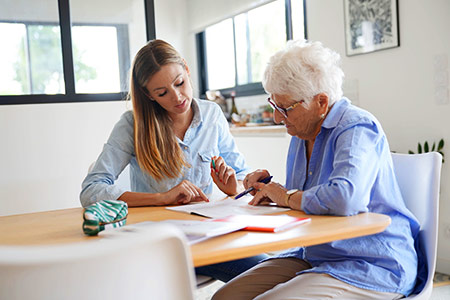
[267,97,304,119]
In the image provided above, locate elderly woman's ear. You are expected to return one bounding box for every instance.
[314,93,329,118]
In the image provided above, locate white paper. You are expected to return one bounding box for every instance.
[166,195,289,219]
[102,220,245,245]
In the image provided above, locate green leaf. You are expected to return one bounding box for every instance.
[432,142,436,152]
[438,138,444,151]
[418,143,422,153]
[424,141,429,153]
[408,150,414,154]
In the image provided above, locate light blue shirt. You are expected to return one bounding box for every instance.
[80,99,250,207]
[276,98,419,296]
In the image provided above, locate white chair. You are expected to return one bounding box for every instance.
[391,152,442,299]
[0,223,196,300]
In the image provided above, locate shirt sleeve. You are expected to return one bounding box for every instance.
[80,112,135,207]
[301,120,384,216]
[216,108,251,181]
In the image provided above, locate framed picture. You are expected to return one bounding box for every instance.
[344,0,399,56]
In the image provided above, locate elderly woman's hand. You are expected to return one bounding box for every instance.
[243,169,271,196]
[248,181,288,207]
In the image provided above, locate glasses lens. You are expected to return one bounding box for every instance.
[267,98,287,118]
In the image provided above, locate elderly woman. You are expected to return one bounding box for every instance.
[213,40,420,299]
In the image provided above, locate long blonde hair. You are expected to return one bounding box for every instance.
[129,39,189,181]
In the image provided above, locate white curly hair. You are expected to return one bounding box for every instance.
[262,39,344,106]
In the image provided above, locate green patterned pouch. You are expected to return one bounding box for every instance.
[82,200,128,236]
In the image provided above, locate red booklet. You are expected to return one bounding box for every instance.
[210,214,311,233]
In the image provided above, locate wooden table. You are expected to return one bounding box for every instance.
[0,207,390,267]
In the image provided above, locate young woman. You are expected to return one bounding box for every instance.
[80,39,267,282]
[81,39,248,207]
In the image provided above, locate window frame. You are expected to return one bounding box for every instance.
[196,0,307,98]
[0,0,156,105]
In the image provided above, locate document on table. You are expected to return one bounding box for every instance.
[100,220,245,245]
[210,214,311,233]
[166,196,290,219]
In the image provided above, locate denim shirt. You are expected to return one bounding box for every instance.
[275,98,420,296]
[80,99,250,207]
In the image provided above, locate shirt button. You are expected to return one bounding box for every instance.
[184,146,188,150]
[309,172,313,175]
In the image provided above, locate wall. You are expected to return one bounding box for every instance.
[153,0,189,54]
[187,0,274,33]
[233,132,291,184]
[0,101,129,215]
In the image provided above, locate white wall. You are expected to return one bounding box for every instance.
[154,0,189,55]
[0,101,129,215]
[233,133,291,184]
[187,0,274,32]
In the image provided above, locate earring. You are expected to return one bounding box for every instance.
[320,113,325,119]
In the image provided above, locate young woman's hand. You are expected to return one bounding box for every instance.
[210,156,241,196]
[164,180,209,205]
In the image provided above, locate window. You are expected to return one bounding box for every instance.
[0,22,126,95]
[0,0,155,105]
[71,25,125,94]
[197,0,306,97]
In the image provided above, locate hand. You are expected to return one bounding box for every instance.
[248,181,288,207]
[164,180,209,205]
[210,156,240,196]
[243,169,271,196]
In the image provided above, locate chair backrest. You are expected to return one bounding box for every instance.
[391,152,442,299]
[0,223,196,300]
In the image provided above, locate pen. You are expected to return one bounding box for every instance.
[211,158,216,170]
[190,212,211,218]
[234,176,273,199]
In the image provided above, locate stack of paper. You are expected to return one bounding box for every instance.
[101,220,245,245]
[166,196,290,219]
[210,214,311,233]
